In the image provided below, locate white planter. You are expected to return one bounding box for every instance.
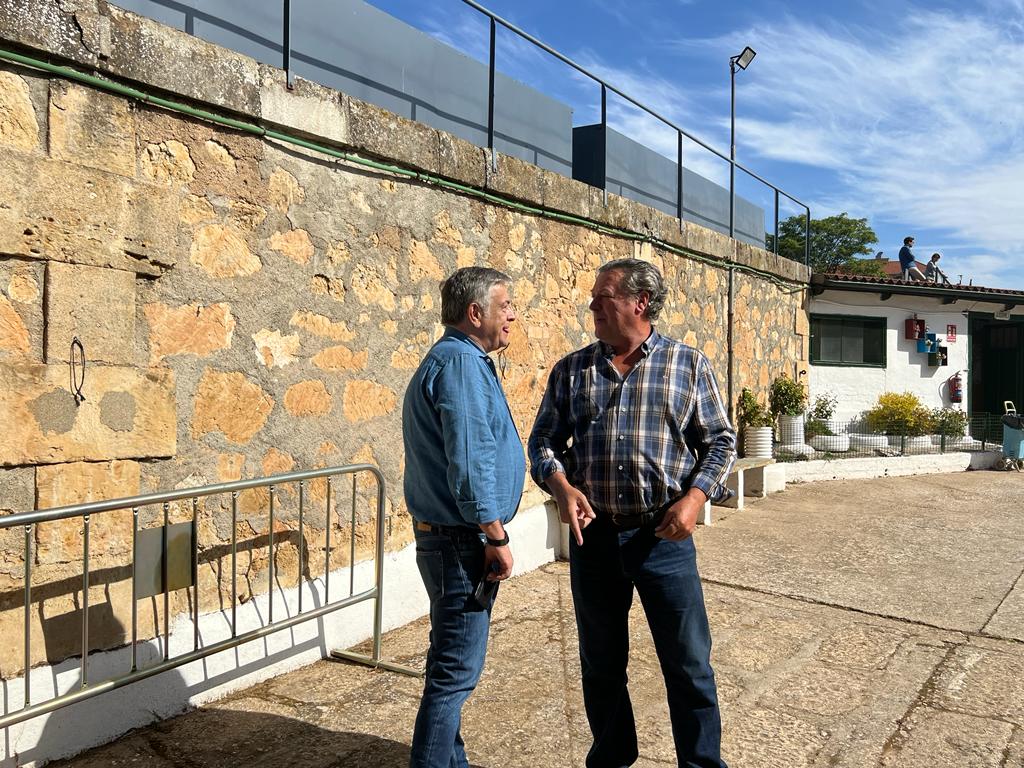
[887,435,932,450]
[778,443,815,457]
[849,433,889,450]
[778,414,805,445]
[809,434,850,452]
[743,426,773,459]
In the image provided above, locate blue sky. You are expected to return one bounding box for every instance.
[371,0,1024,290]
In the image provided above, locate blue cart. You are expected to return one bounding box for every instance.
[1002,402,1024,462]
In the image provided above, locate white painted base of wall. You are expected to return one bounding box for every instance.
[783,451,1002,484]
[0,502,561,768]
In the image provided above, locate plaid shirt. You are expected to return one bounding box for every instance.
[528,329,736,514]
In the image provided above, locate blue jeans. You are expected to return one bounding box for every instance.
[570,517,726,768]
[410,525,495,768]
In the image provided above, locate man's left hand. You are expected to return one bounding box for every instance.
[654,490,707,541]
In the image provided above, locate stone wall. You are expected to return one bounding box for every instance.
[0,0,809,679]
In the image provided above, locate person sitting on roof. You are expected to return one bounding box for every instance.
[925,253,950,285]
[898,236,927,281]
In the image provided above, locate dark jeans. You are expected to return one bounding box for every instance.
[410,526,494,768]
[570,517,726,768]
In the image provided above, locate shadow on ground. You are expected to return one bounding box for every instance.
[46,708,486,768]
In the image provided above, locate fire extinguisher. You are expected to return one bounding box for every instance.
[948,371,964,403]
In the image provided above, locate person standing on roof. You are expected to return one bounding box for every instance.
[898,236,926,281]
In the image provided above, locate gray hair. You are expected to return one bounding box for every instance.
[598,258,667,320]
[440,266,512,325]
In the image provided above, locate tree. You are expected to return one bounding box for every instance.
[766,212,881,275]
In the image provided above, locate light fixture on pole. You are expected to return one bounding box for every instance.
[729,45,756,238]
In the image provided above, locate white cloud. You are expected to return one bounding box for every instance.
[685,6,1024,285]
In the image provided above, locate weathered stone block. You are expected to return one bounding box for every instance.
[0,468,34,585]
[260,66,348,147]
[49,80,136,177]
[289,311,355,342]
[0,293,31,358]
[190,224,261,278]
[342,380,397,422]
[284,380,332,417]
[269,229,314,265]
[106,6,260,116]
[312,344,368,372]
[0,363,176,466]
[438,131,486,188]
[45,261,136,365]
[0,0,101,67]
[486,152,545,205]
[0,152,181,275]
[268,167,305,214]
[34,460,141,565]
[0,70,41,152]
[541,170,591,221]
[686,221,735,263]
[144,302,236,364]
[346,95,440,174]
[191,368,273,445]
[251,329,300,368]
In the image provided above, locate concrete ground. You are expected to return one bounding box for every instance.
[54,471,1024,767]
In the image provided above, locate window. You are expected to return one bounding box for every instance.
[810,314,886,367]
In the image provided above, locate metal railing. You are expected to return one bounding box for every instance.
[0,463,415,730]
[275,0,812,262]
[769,414,1007,462]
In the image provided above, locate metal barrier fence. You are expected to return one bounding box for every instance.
[278,0,811,261]
[770,413,1008,462]
[0,463,415,730]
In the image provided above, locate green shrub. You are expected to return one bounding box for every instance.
[804,419,834,438]
[738,388,774,428]
[769,374,808,418]
[808,393,837,421]
[931,408,968,437]
[863,392,935,436]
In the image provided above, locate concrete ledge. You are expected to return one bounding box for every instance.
[745,462,786,497]
[784,451,1002,483]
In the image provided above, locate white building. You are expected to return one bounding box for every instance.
[806,274,1024,423]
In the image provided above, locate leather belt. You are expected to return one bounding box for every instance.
[609,497,680,530]
[415,521,481,538]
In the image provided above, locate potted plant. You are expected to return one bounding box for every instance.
[769,374,809,447]
[863,392,935,451]
[737,388,774,458]
[930,407,970,448]
[805,392,848,452]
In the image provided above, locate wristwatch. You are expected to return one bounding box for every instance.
[485,531,510,547]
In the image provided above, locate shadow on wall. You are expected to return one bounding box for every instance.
[0,523,340,768]
[0,589,191,768]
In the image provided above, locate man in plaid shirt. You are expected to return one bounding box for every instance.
[528,258,735,768]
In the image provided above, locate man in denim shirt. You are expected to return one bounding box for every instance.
[403,266,524,768]
[529,258,735,768]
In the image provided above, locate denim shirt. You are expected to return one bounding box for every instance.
[402,328,525,527]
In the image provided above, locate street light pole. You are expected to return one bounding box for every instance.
[729,56,736,239]
[727,46,754,425]
[729,46,755,239]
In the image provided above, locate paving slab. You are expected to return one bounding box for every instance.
[697,472,1024,633]
[50,472,1024,768]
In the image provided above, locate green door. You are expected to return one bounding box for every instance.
[969,314,1024,420]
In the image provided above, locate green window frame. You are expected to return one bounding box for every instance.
[810,314,887,367]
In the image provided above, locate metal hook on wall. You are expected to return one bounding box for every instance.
[70,336,86,405]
